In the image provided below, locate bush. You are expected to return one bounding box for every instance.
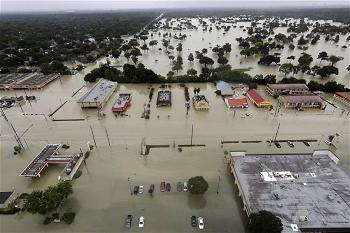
[0,206,20,215]
[61,212,76,224]
[43,216,53,225]
[73,170,82,179]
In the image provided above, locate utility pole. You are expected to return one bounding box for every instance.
[273,122,281,142]
[190,124,194,145]
[10,123,24,148]
[90,125,97,147]
[105,127,111,147]
[216,175,221,194]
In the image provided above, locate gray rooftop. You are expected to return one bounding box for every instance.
[231,151,350,232]
[78,79,117,104]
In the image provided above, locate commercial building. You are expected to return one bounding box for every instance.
[246,89,272,108]
[279,95,323,108]
[266,83,309,96]
[192,95,209,110]
[216,80,233,96]
[77,79,117,108]
[156,90,172,107]
[230,150,350,233]
[0,73,60,89]
[334,92,350,107]
[225,97,248,109]
[19,144,84,181]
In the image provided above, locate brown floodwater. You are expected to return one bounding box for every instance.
[116,17,350,86]
[1,16,350,233]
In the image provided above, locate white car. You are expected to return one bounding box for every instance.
[139,186,144,194]
[183,182,188,192]
[198,217,204,229]
[139,216,145,228]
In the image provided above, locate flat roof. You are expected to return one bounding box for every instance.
[267,83,309,90]
[280,95,323,104]
[225,97,248,107]
[231,151,350,232]
[20,144,62,177]
[78,79,117,104]
[216,80,232,91]
[156,90,171,105]
[335,92,350,101]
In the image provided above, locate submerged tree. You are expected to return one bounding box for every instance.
[188,176,209,195]
[248,210,283,233]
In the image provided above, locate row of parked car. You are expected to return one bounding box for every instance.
[133,181,189,195]
[124,215,144,229]
[124,215,204,229]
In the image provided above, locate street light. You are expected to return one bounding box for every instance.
[128,177,132,195]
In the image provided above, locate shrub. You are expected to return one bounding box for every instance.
[62,212,76,224]
[43,216,53,225]
[73,170,82,179]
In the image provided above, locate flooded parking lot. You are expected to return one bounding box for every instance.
[1,71,349,232]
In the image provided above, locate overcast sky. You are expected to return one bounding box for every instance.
[1,0,349,13]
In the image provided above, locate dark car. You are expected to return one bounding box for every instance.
[133,186,139,195]
[149,184,155,194]
[125,214,133,228]
[303,141,310,147]
[177,182,183,192]
[274,142,281,148]
[287,141,295,148]
[166,183,171,192]
[191,216,197,227]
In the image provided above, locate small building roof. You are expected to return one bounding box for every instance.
[247,89,265,104]
[216,80,232,91]
[280,95,323,104]
[78,79,117,104]
[267,83,309,90]
[226,97,248,107]
[335,92,350,101]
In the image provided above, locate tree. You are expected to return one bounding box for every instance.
[222,43,231,53]
[187,68,197,76]
[202,48,208,54]
[279,63,294,76]
[188,176,208,195]
[111,49,121,59]
[298,53,313,67]
[317,65,339,78]
[240,49,253,58]
[248,210,283,233]
[317,51,328,63]
[140,44,149,53]
[131,55,138,64]
[217,56,228,66]
[199,56,214,67]
[24,181,73,215]
[258,55,280,66]
[176,43,183,52]
[188,53,194,63]
[149,40,158,48]
[328,55,343,66]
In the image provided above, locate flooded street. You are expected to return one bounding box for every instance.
[1,69,349,232]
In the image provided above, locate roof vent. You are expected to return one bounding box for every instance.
[327,194,335,201]
[299,216,308,222]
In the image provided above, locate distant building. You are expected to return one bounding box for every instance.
[334,92,350,106]
[246,89,272,108]
[266,83,309,96]
[77,79,117,108]
[0,73,60,89]
[225,97,248,109]
[156,90,172,107]
[192,95,209,110]
[279,95,323,108]
[216,80,233,96]
[230,150,350,233]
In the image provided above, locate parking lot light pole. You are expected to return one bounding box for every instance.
[128,177,132,195]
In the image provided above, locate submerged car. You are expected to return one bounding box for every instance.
[133,186,139,194]
[139,185,144,194]
[191,216,197,227]
[160,182,166,192]
[139,216,144,228]
[287,141,294,148]
[148,184,155,194]
[125,215,133,228]
[198,217,204,229]
[166,183,171,192]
